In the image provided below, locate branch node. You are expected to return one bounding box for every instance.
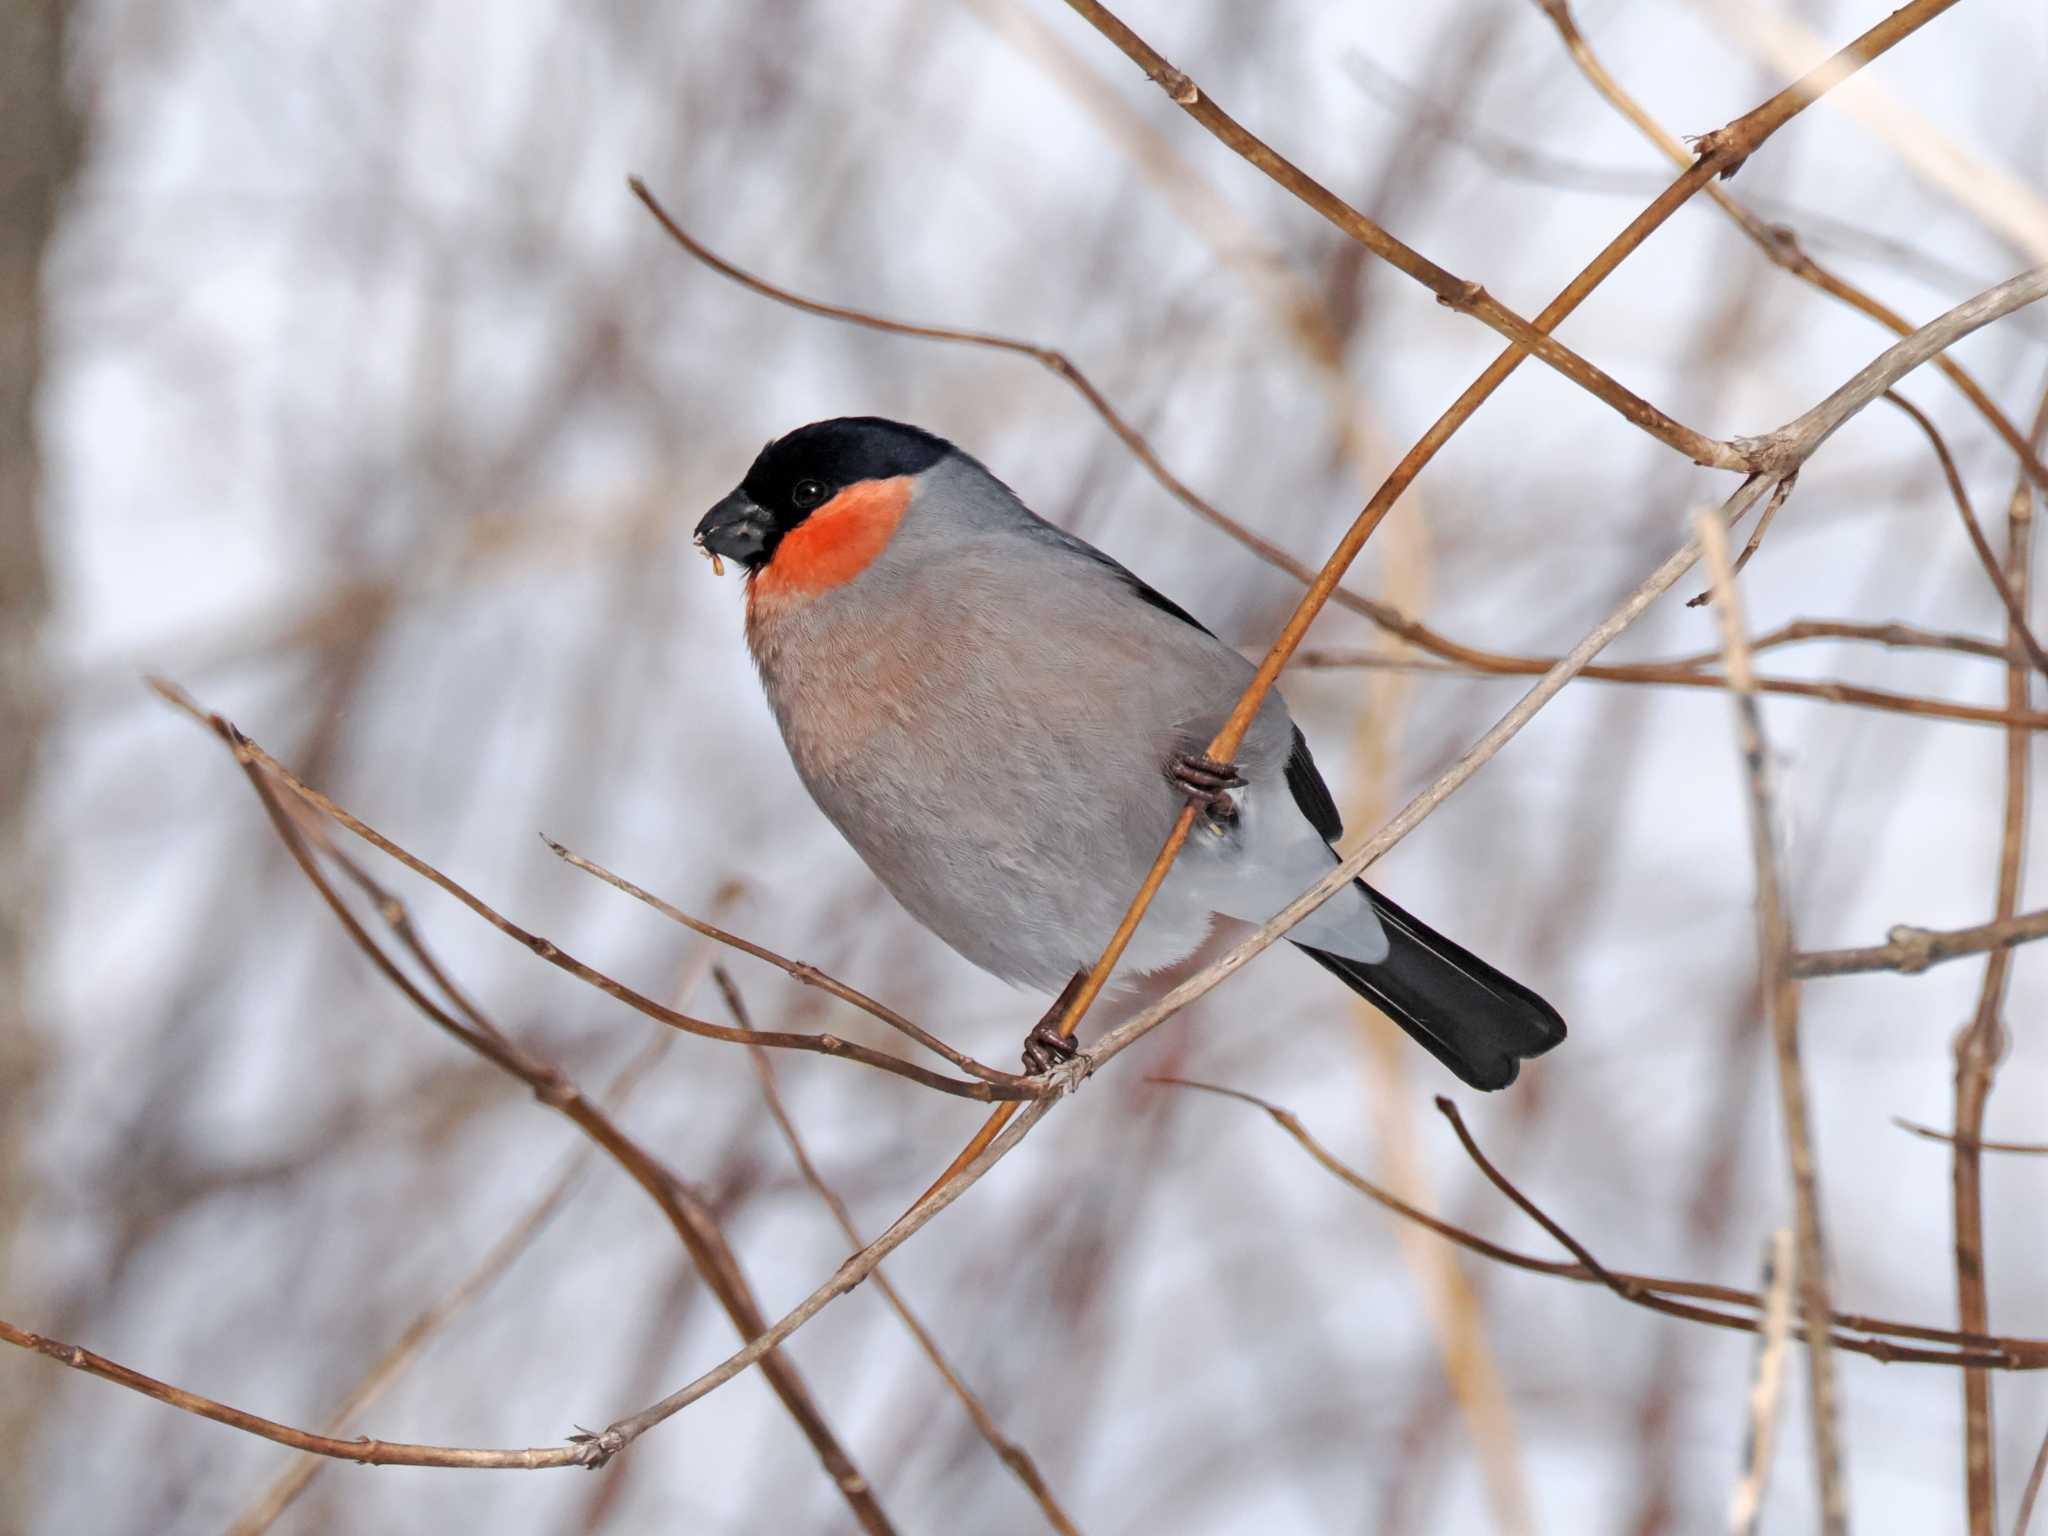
[1435,279,1486,313]
[1146,64,1200,105]
[1884,924,1936,973]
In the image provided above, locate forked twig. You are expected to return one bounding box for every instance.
[1144,1076,2048,1368]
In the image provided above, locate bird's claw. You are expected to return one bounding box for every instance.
[1021,1018,1079,1076]
[1170,752,1245,824]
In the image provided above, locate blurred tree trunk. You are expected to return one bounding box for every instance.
[0,0,78,1499]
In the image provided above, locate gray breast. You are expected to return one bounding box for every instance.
[749,536,1284,989]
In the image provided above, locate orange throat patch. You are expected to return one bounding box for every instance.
[748,475,912,614]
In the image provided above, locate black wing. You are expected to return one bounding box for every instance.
[1284,726,1343,844]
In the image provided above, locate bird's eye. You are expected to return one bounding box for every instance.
[791,479,828,510]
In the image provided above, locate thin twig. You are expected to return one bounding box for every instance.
[1084,10,1736,465]
[1793,907,2048,978]
[1953,377,2048,1534]
[227,1013,690,1534]
[134,686,900,1522]
[146,678,1043,1103]
[1737,268,2048,473]
[1145,1076,2048,1368]
[1295,652,2048,732]
[1729,1230,1798,1536]
[1697,506,1846,1532]
[1881,392,2048,679]
[547,837,1031,1088]
[1686,473,1798,605]
[0,1319,589,1469]
[1533,0,2048,496]
[2017,1420,2048,1536]
[715,968,1083,1536]
[1894,1120,2048,1157]
[1031,0,2020,1078]
[628,184,2042,737]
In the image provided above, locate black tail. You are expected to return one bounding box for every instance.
[1292,883,1566,1091]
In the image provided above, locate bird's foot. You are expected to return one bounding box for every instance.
[1021,971,1087,1075]
[1170,752,1246,824]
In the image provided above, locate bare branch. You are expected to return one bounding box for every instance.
[1145,1077,2048,1368]
[546,837,1030,1089]
[147,677,1045,1104]
[0,1319,590,1469]
[629,181,2045,741]
[1533,0,2048,495]
[1951,375,2048,1534]
[1697,505,1845,1531]
[716,968,1083,1536]
[1729,1230,1797,1536]
[227,1018,686,1534]
[1894,1120,2048,1157]
[1880,392,2048,680]
[1793,908,2048,978]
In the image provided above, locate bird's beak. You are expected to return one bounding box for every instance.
[694,489,774,569]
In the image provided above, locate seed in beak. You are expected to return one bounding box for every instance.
[692,534,726,578]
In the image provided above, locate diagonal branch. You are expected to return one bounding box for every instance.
[147,678,1044,1104]
[1532,0,2048,496]
[1880,392,2048,681]
[716,968,1083,1536]
[547,837,1033,1089]
[1146,1076,2048,1368]
[167,697,899,1527]
[629,183,2048,737]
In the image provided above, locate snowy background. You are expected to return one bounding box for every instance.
[6,0,2046,1530]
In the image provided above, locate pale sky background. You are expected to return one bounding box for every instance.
[14,0,2048,1531]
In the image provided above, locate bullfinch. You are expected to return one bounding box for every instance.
[695,417,1566,1089]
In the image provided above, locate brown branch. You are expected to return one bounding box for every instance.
[1061,3,1735,470]
[1658,618,2015,668]
[545,838,1030,1089]
[0,1319,589,1469]
[1737,268,2048,473]
[243,732,895,1521]
[1697,507,1845,1530]
[228,1018,686,1534]
[1146,1077,2048,1369]
[1533,0,2048,497]
[2017,1419,2048,1536]
[122,686,904,1518]
[1294,651,2048,733]
[715,969,1083,1536]
[928,260,2043,1317]
[565,477,1773,1453]
[1027,0,2009,1082]
[1954,377,2048,1534]
[1881,392,2048,680]
[146,678,1043,1104]
[628,183,2042,740]
[1793,907,2048,978]
[1894,1120,2048,1157]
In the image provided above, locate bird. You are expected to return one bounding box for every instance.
[694,416,1566,1089]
